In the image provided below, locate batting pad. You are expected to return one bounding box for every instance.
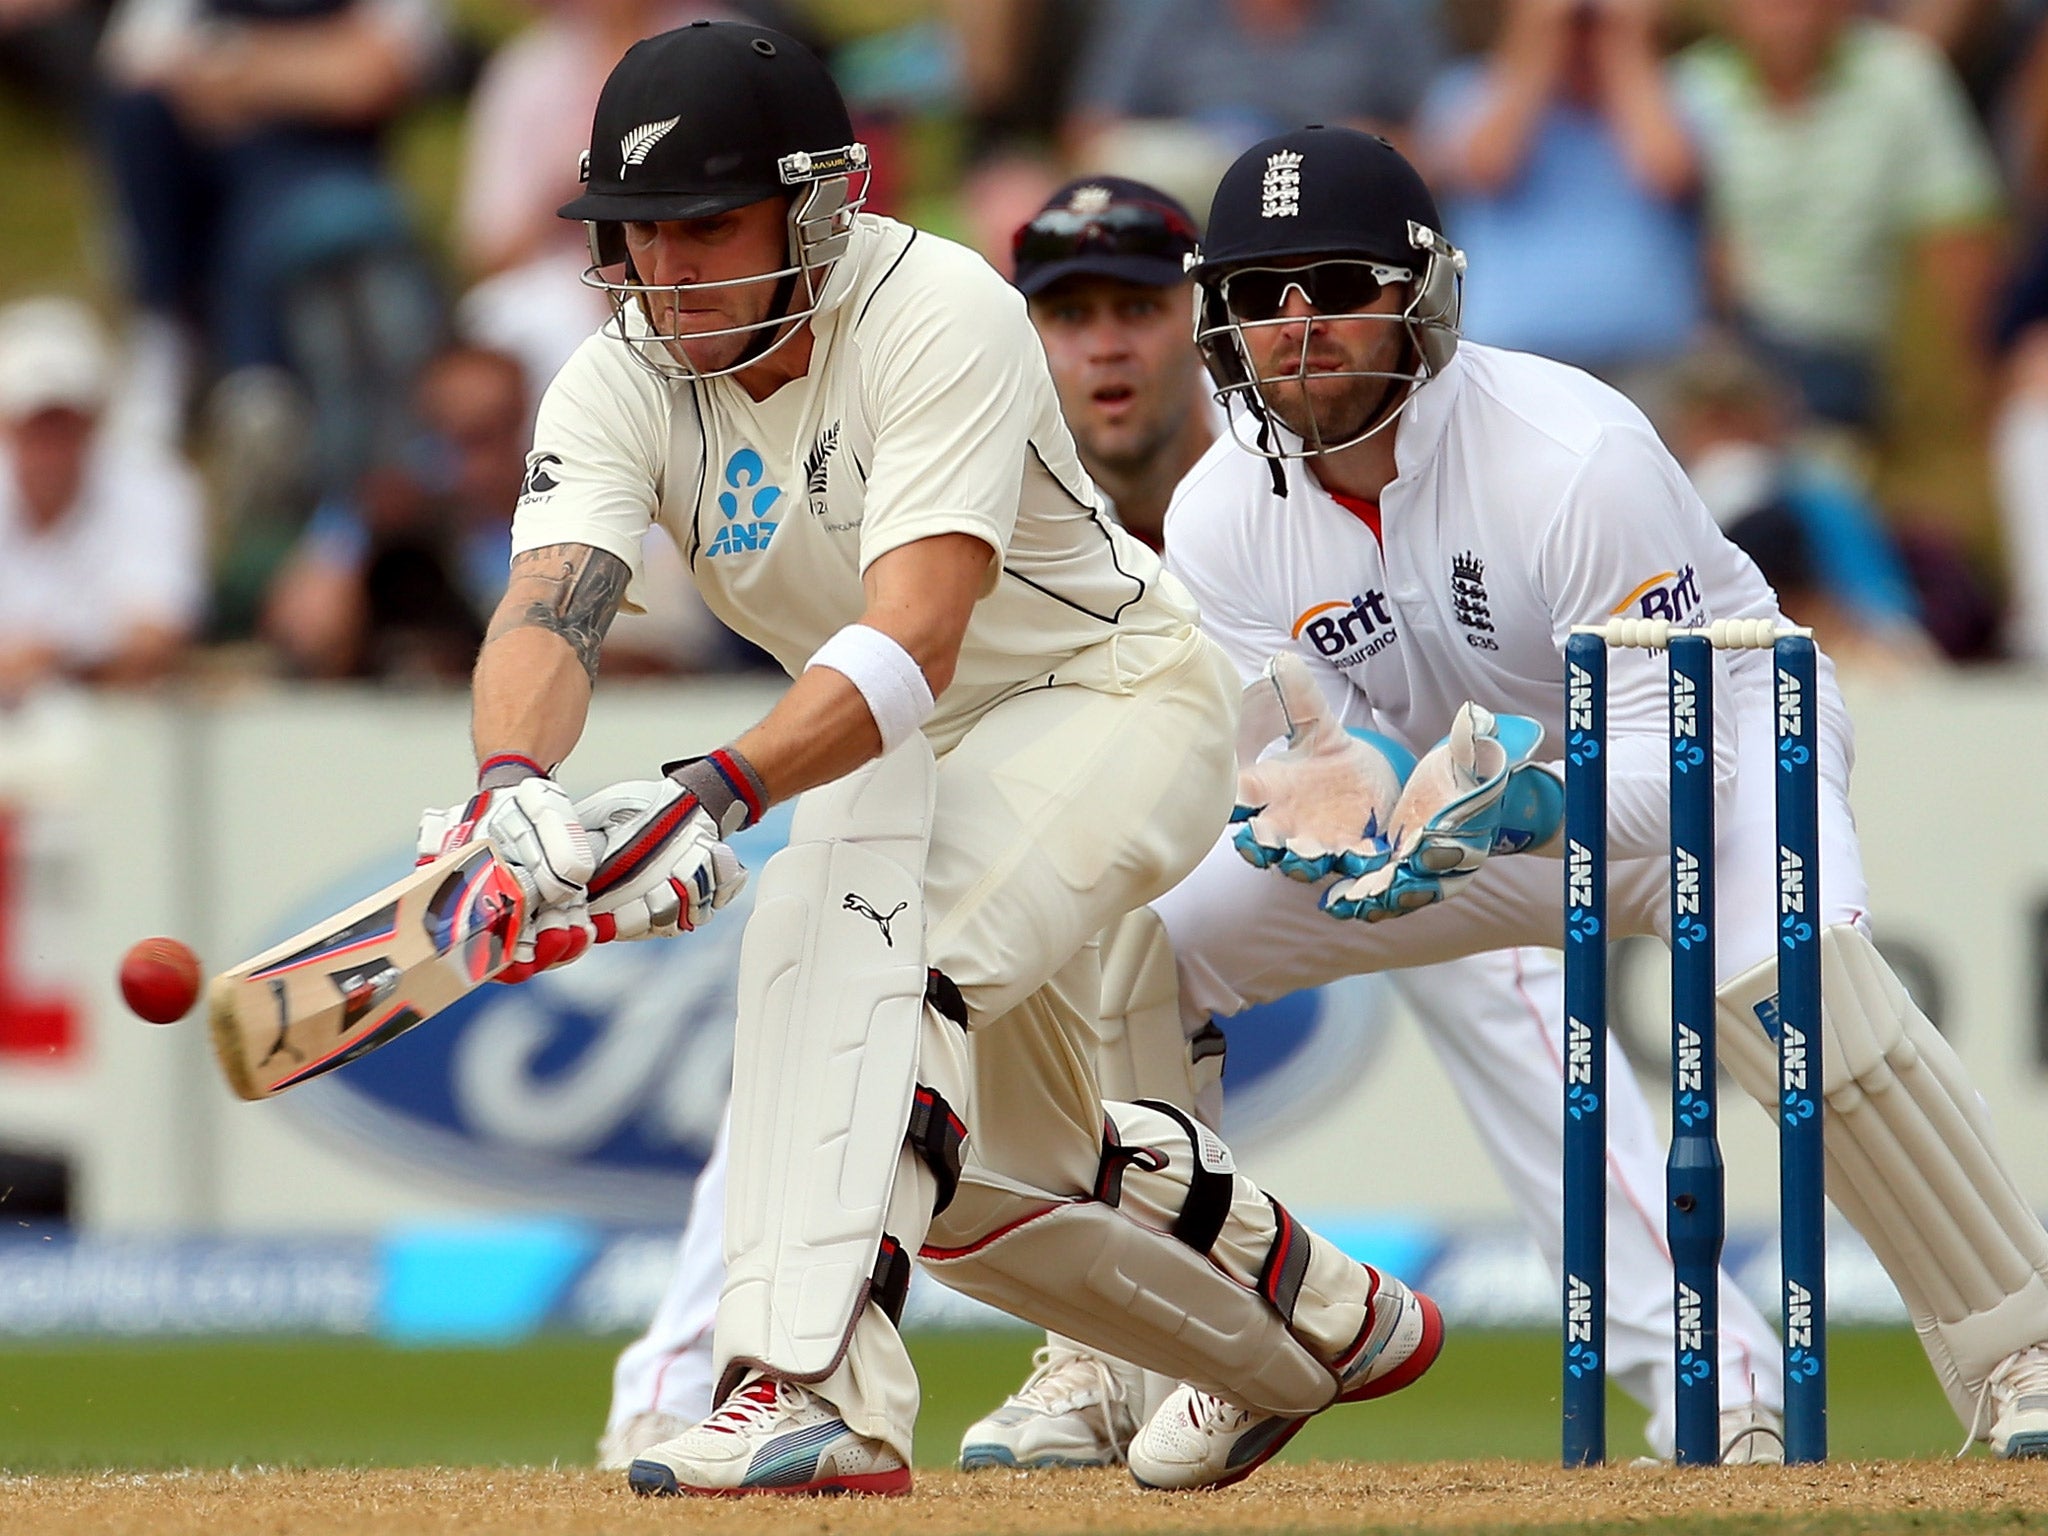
[718,739,937,1384]
[1716,923,2048,1425]
[923,1193,1339,1418]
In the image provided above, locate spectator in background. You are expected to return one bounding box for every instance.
[1987,6,2048,663]
[0,0,108,117]
[454,0,754,392]
[1012,177,1213,550]
[1992,315,2048,661]
[944,0,1094,275]
[1419,0,1702,385]
[1676,0,2004,434]
[1664,340,1938,672]
[96,0,451,627]
[262,341,733,681]
[0,299,205,699]
[1066,0,1446,208]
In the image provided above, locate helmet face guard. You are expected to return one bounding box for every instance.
[1193,219,1465,460]
[578,144,870,382]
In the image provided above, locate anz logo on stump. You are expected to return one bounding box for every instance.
[1292,589,1397,669]
[277,816,1394,1218]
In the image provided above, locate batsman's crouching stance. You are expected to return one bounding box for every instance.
[419,23,1442,1497]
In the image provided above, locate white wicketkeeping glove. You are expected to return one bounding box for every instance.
[575,779,749,941]
[1231,652,1414,882]
[1321,702,1547,921]
[417,766,598,982]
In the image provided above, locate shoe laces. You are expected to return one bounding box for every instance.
[1182,1389,1259,1435]
[1013,1346,1116,1411]
[705,1376,787,1437]
[1957,1345,2048,1459]
[1718,1406,1785,1463]
[1013,1346,1129,1446]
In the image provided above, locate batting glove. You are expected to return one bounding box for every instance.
[417,754,598,982]
[575,778,748,940]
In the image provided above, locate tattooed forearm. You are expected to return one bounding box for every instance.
[485,543,631,682]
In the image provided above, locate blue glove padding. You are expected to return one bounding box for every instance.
[1492,762,1564,854]
[1321,704,1546,922]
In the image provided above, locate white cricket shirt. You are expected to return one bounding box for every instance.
[1164,342,1849,862]
[511,213,1193,739]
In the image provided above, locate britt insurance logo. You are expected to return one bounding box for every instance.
[1613,565,1703,624]
[1292,590,1396,668]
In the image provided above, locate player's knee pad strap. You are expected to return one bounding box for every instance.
[1094,1113,1168,1205]
[1258,1196,1312,1326]
[907,1084,966,1217]
[719,739,938,1385]
[921,1195,1337,1417]
[1132,1098,1234,1253]
[1717,923,2048,1415]
[871,1235,911,1327]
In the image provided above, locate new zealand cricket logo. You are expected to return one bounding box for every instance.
[805,423,840,519]
[844,892,909,946]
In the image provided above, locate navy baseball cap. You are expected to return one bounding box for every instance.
[1011,176,1201,297]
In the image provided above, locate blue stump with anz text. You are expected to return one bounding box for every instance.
[1562,621,1825,1468]
[1667,634,1723,1466]
[1561,632,1607,1468]
[1775,634,1826,1464]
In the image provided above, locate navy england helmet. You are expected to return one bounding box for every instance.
[1189,126,1465,458]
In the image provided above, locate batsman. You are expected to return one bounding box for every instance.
[416,23,1441,1497]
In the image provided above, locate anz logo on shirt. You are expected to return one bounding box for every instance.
[706,447,783,558]
[1613,564,1703,624]
[1292,589,1397,669]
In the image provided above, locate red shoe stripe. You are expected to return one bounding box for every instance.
[1339,1291,1445,1404]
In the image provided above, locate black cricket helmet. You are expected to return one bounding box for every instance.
[560,20,869,379]
[1189,125,1464,458]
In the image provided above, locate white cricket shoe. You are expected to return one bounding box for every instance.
[626,1374,911,1497]
[1989,1345,2048,1458]
[958,1343,1142,1470]
[1127,1269,1444,1491]
[1717,1403,1786,1465]
[597,1410,691,1472]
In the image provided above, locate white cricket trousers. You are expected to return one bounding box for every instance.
[743,625,1383,1461]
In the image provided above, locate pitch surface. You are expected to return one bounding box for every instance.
[6,1463,2048,1536]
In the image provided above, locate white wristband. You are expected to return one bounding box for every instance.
[806,623,936,752]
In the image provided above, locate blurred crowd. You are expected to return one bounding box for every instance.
[2,0,2046,697]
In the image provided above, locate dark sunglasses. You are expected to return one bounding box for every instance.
[1013,201,1199,268]
[1220,259,1415,322]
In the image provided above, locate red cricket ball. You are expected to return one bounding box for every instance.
[119,937,202,1024]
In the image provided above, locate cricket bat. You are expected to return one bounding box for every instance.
[208,840,530,1101]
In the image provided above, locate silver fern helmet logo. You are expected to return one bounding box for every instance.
[620,116,681,171]
[1261,150,1303,218]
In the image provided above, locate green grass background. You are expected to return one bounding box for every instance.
[0,1328,1964,1471]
